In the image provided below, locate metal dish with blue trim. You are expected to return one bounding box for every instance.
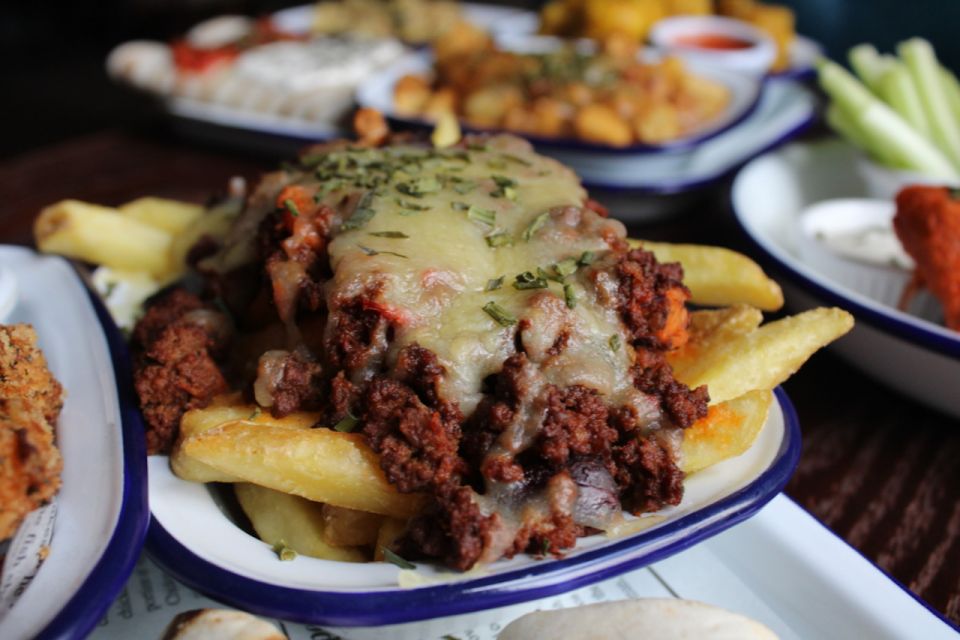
[145,387,799,629]
[733,139,960,419]
[0,248,148,640]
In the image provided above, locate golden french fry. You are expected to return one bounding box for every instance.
[681,388,773,475]
[35,199,174,277]
[630,239,784,311]
[234,483,366,562]
[321,504,383,547]
[179,396,320,439]
[181,423,425,518]
[669,305,763,375]
[170,440,241,483]
[119,197,204,235]
[374,518,409,561]
[670,307,854,404]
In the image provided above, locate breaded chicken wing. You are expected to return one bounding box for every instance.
[893,186,960,330]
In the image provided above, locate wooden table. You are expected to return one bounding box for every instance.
[3,128,959,627]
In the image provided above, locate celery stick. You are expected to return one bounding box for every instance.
[898,38,960,171]
[879,61,932,139]
[940,66,960,123]
[817,58,958,178]
[826,104,906,167]
[849,44,895,94]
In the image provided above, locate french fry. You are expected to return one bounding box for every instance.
[234,483,366,562]
[630,239,784,311]
[180,423,425,518]
[119,197,204,235]
[670,307,854,404]
[669,305,763,376]
[681,388,773,475]
[321,504,383,547]
[179,395,320,439]
[35,199,174,277]
[170,440,241,483]
[374,518,409,561]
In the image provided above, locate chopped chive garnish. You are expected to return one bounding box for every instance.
[368,231,409,238]
[483,301,517,327]
[492,175,517,189]
[578,250,597,266]
[467,143,488,151]
[395,198,430,211]
[503,186,518,201]
[452,180,477,195]
[523,212,550,241]
[537,266,561,283]
[272,540,297,561]
[555,257,579,277]
[395,176,441,197]
[487,158,507,169]
[382,547,416,570]
[451,201,469,211]
[341,190,377,230]
[283,198,301,218]
[333,414,358,432]
[486,232,513,248]
[485,276,505,291]
[249,406,262,420]
[513,271,548,290]
[563,283,576,309]
[609,334,622,352]
[358,245,408,259]
[467,205,496,227]
[502,153,533,167]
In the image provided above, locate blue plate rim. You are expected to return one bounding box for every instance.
[583,83,815,194]
[730,143,960,361]
[34,275,150,640]
[144,387,800,627]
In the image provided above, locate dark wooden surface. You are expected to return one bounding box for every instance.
[3,129,959,628]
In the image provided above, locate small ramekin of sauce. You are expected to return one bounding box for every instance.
[649,16,777,76]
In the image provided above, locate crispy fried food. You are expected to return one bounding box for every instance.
[893,185,960,330]
[0,325,64,541]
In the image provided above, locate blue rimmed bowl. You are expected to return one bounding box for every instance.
[733,139,960,420]
[0,248,148,640]
[356,48,763,155]
[144,388,799,636]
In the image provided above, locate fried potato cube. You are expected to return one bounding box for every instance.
[681,388,773,474]
[634,103,682,144]
[633,239,784,311]
[179,423,425,518]
[235,483,365,562]
[670,307,854,405]
[575,104,634,147]
[321,504,384,547]
[394,74,433,116]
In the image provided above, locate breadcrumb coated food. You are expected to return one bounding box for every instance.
[0,324,64,541]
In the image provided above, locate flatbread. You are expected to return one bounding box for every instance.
[160,609,285,640]
[499,598,779,640]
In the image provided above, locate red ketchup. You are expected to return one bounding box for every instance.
[673,33,755,50]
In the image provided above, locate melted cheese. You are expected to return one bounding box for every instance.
[323,136,635,415]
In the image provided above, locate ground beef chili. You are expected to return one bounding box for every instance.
[131,132,710,570]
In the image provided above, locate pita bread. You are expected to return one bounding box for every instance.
[160,609,285,640]
[499,598,778,640]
